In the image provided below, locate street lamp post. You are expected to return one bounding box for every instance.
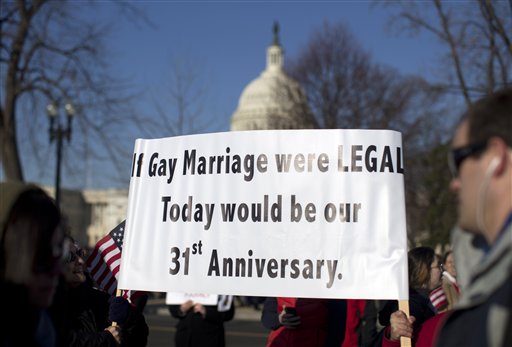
[46,101,75,207]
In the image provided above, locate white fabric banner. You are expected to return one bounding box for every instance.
[119,129,409,300]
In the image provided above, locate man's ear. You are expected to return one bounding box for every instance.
[488,137,509,176]
[486,157,499,176]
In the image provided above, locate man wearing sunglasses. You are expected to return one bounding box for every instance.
[437,88,512,346]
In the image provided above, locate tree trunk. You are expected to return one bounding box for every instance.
[1,0,42,182]
[1,109,24,181]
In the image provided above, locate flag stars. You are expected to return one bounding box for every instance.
[110,221,125,250]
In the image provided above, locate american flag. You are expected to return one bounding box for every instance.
[86,220,144,302]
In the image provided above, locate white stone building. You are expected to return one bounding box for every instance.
[82,189,128,246]
[44,186,128,248]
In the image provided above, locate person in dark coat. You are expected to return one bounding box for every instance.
[169,295,235,347]
[0,184,65,347]
[50,238,148,346]
[437,88,512,347]
[378,247,441,347]
[383,89,512,347]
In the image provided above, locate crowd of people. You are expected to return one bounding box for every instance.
[0,184,149,347]
[254,88,512,347]
[1,88,510,346]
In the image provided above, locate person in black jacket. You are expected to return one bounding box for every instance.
[437,87,512,347]
[0,184,65,347]
[169,295,234,347]
[377,247,440,346]
[381,88,512,347]
[50,237,148,346]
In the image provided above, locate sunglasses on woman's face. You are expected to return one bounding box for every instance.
[65,248,86,263]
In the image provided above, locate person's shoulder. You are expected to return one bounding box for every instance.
[416,311,450,347]
[424,311,448,329]
[81,284,111,306]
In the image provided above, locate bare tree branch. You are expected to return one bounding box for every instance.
[382,0,511,102]
[433,0,472,106]
[1,0,149,188]
[287,20,453,244]
[148,54,216,138]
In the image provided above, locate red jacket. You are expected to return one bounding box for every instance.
[342,299,366,347]
[267,297,328,347]
[382,311,449,347]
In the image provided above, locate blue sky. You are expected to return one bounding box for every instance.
[105,1,439,133]
[15,1,448,189]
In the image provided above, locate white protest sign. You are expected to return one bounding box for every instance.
[165,292,218,306]
[119,129,408,300]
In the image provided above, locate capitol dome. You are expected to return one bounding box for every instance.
[230,23,317,131]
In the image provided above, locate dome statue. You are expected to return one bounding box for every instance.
[230,23,317,131]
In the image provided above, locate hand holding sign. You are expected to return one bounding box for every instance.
[193,303,207,318]
[389,310,415,341]
[279,306,301,329]
[179,300,194,316]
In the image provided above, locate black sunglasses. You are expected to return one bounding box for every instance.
[65,248,86,263]
[448,141,487,177]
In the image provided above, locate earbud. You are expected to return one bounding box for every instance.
[486,157,499,176]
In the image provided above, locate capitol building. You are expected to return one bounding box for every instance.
[65,24,316,247]
[231,23,316,131]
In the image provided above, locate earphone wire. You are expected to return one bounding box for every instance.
[476,159,498,233]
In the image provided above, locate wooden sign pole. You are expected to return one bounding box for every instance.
[398,300,412,347]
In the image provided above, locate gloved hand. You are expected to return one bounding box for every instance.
[278,306,301,329]
[109,296,131,324]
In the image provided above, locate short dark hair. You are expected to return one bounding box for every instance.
[465,88,512,148]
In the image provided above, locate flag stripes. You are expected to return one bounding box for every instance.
[86,220,145,302]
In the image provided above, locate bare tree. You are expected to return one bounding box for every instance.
[383,0,512,106]
[410,143,457,248]
[287,22,449,146]
[142,54,218,138]
[286,22,370,129]
[286,21,453,244]
[1,0,145,187]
